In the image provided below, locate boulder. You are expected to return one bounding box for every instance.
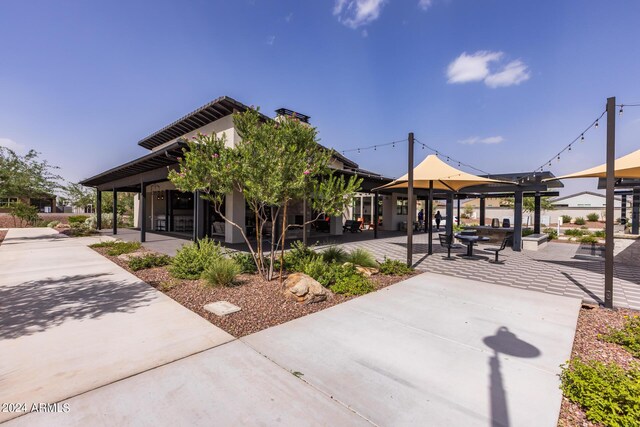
[355,266,379,277]
[282,273,330,304]
[117,251,147,261]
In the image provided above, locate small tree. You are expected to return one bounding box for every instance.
[169,108,362,280]
[501,196,555,213]
[65,183,95,212]
[9,201,40,227]
[0,148,62,199]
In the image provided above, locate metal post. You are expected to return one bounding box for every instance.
[632,188,640,235]
[446,193,453,236]
[513,190,523,251]
[428,181,433,254]
[374,192,379,239]
[621,194,627,225]
[479,195,485,226]
[165,190,170,232]
[193,191,198,241]
[604,96,615,309]
[370,194,374,227]
[407,132,414,267]
[302,197,307,246]
[456,195,461,228]
[141,183,147,242]
[96,190,102,230]
[534,192,541,234]
[112,189,118,235]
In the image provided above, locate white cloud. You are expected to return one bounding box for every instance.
[267,35,276,46]
[0,138,26,153]
[418,0,433,11]
[447,50,531,88]
[458,136,505,145]
[447,51,503,84]
[333,0,386,29]
[483,60,530,88]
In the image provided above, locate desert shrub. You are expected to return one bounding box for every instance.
[108,241,140,256]
[330,266,375,295]
[301,257,336,287]
[593,230,606,238]
[379,257,414,275]
[522,228,534,237]
[346,248,378,268]
[561,215,572,224]
[586,212,600,222]
[201,257,241,287]
[321,245,348,264]
[284,241,317,272]
[600,315,640,358]
[89,240,117,248]
[68,215,89,226]
[169,237,222,279]
[574,217,586,225]
[9,201,39,226]
[580,235,600,244]
[85,213,114,229]
[560,358,640,426]
[231,252,257,273]
[47,220,60,228]
[128,253,171,271]
[543,228,558,240]
[565,228,587,237]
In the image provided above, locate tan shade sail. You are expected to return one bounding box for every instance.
[375,154,508,192]
[550,148,640,180]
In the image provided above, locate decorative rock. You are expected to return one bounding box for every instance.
[282,273,330,304]
[117,251,147,261]
[204,301,241,316]
[355,266,379,277]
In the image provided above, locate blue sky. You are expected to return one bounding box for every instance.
[1,0,640,196]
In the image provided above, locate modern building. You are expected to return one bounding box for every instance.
[0,195,56,213]
[80,96,392,243]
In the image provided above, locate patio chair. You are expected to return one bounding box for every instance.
[484,235,513,263]
[344,220,362,233]
[438,233,463,259]
[315,220,330,233]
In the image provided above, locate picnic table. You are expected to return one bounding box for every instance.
[454,233,490,257]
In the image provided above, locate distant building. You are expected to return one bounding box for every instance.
[0,195,56,213]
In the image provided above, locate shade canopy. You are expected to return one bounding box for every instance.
[375,154,508,192]
[550,148,640,180]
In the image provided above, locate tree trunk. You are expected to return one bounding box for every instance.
[279,201,288,284]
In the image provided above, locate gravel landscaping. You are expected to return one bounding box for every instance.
[91,246,415,337]
[558,305,640,427]
[0,229,6,245]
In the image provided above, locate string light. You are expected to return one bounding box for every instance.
[619,104,624,115]
[581,134,584,142]
[340,138,406,155]
[595,119,599,128]
[414,138,492,176]
[568,145,572,151]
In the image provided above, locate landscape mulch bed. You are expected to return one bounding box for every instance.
[557,304,640,427]
[91,247,415,338]
[0,229,7,245]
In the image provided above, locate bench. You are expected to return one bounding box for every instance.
[522,233,548,251]
[343,220,362,233]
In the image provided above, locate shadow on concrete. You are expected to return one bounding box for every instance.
[1,233,68,245]
[539,258,640,285]
[561,272,604,305]
[483,327,541,427]
[0,273,156,340]
[613,238,640,266]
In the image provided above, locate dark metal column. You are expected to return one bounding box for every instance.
[621,194,627,225]
[406,132,415,267]
[196,192,206,240]
[604,97,616,309]
[534,192,541,234]
[456,195,461,227]
[112,189,118,235]
[303,197,308,245]
[446,193,454,236]
[479,196,485,226]
[373,192,379,239]
[428,181,433,255]
[96,190,102,230]
[140,183,147,243]
[513,190,523,251]
[633,187,640,235]
[192,191,198,241]
[165,190,170,232]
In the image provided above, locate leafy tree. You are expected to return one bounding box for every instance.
[64,182,95,210]
[9,201,40,227]
[169,108,362,280]
[501,196,555,213]
[0,147,62,198]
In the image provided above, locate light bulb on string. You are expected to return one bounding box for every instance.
[595,119,599,129]
[357,148,360,154]
[374,146,377,151]
[619,105,624,115]
[569,145,572,151]
[581,134,584,142]
[392,142,395,148]
[446,157,450,162]
[557,155,560,162]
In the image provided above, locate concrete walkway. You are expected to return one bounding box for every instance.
[2,228,581,426]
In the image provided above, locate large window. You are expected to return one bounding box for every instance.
[396,197,408,215]
[0,197,18,207]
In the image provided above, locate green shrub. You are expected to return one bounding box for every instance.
[593,229,606,238]
[89,240,141,255]
[128,253,171,271]
[560,358,640,426]
[69,215,89,226]
[301,256,336,287]
[9,201,39,226]
[231,252,257,273]
[580,235,599,244]
[346,248,378,268]
[89,240,117,248]
[47,220,60,228]
[586,212,600,222]
[330,269,375,295]
[379,257,414,275]
[565,228,587,237]
[600,315,640,358]
[169,237,223,279]
[285,241,317,272]
[321,246,348,264]
[201,257,241,287]
[522,228,534,237]
[574,217,586,225]
[561,215,572,224]
[543,228,558,240]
